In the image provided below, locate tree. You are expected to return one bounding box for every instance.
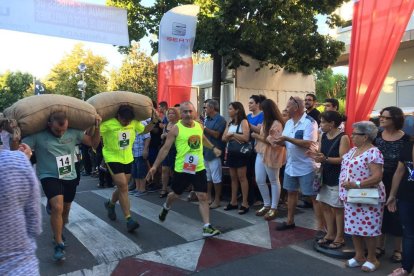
[108,42,157,99]
[107,0,347,102]
[315,68,347,101]
[0,71,33,111]
[45,44,108,99]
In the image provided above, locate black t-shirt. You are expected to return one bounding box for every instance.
[306,108,321,126]
[397,142,414,201]
[149,122,162,149]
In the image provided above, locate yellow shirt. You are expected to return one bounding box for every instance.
[174,120,205,173]
[100,118,144,164]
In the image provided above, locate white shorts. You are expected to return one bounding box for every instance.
[316,185,343,208]
[205,158,222,184]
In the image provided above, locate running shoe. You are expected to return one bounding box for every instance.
[134,191,148,197]
[53,243,65,261]
[202,225,221,237]
[104,200,116,221]
[159,205,170,222]
[52,235,66,247]
[126,218,140,232]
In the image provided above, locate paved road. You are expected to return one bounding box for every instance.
[37,176,400,275]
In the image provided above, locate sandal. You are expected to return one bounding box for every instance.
[264,209,277,221]
[224,203,238,211]
[325,241,345,250]
[361,260,380,272]
[159,190,168,198]
[256,206,270,216]
[375,247,385,259]
[345,258,365,268]
[390,250,402,263]
[238,205,249,215]
[317,237,334,246]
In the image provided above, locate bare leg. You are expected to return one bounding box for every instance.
[161,166,170,193]
[352,235,366,262]
[365,236,379,264]
[111,173,132,217]
[50,195,64,244]
[287,191,298,225]
[237,166,249,208]
[229,168,239,206]
[334,207,345,243]
[213,183,222,206]
[196,192,210,224]
[312,198,325,231]
[321,202,335,240]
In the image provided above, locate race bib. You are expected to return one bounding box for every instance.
[182,153,199,174]
[56,154,72,179]
[118,131,130,149]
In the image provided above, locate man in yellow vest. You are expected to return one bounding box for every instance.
[147,101,222,237]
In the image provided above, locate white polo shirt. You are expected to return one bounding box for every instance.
[282,112,318,176]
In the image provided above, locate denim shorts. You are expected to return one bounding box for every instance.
[283,171,317,196]
[131,157,148,179]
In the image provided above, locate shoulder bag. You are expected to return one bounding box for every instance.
[227,123,252,157]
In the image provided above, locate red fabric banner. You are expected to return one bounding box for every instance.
[158,57,193,106]
[345,0,414,134]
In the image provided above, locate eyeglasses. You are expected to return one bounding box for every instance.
[290,96,299,107]
[379,115,392,120]
[351,132,366,136]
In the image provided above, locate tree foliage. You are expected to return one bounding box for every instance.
[0,71,33,111]
[108,42,157,99]
[44,44,108,99]
[107,0,347,73]
[315,68,347,101]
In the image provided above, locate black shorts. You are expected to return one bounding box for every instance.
[41,178,78,203]
[106,162,132,175]
[171,170,207,195]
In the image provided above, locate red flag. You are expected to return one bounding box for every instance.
[157,5,199,106]
[345,0,414,134]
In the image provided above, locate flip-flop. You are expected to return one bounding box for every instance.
[317,237,334,246]
[209,203,221,209]
[345,258,365,268]
[390,250,402,263]
[361,260,380,272]
[325,241,345,249]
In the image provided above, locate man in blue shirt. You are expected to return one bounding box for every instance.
[203,99,226,208]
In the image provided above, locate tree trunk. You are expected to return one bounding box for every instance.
[212,52,222,104]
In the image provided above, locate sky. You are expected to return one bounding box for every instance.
[0,1,347,79]
[0,0,155,79]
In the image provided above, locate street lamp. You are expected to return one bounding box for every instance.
[77,63,87,101]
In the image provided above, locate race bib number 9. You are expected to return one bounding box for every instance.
[183,154,199,174]
[56,154,72,179]
[119,131,130,149]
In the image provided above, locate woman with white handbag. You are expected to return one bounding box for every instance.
[339,121,386,273]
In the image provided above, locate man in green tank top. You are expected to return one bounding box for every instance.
[147,101,222,237]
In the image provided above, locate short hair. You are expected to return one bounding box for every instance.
[305,94,317,101]
[174,103,180,107]
[49,111,67,126]
[249,95,263,104]
[289,96,305,110]
[206,99,219,112]
[159,101,168,109]
[117,105,135,121]
[324,98,339,110]
[352,121,378,141]
[166,107,180,120]
[380,106,405,130]
[320,111,346,128]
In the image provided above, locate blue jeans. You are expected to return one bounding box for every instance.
[398,200,414,273]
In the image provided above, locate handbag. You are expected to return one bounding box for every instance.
[226,123,252,157]
[347,188,379,205]
[313,133,344,192]
[345,148,380,205]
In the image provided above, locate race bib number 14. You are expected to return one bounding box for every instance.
[56,154,72,179]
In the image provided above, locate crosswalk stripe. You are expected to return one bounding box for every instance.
[60,261,119,276]
[92,189,204,242]
[41,198,143,264]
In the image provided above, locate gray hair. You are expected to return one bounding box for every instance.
[206,99,219,112]
[290,96,305,110]
[352,121,378,141]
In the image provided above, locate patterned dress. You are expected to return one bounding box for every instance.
[339,147,386,237]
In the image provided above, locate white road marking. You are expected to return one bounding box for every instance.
[217,222,272,249]
[42,198,142,264]
[92,189,204,242]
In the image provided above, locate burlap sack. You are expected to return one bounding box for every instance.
[4,94,97,137]
[87,91,157,122]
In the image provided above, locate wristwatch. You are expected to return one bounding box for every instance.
[355,181,361,188]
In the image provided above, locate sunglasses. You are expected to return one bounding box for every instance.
[290,96,299,107]
[351,132,366,136]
